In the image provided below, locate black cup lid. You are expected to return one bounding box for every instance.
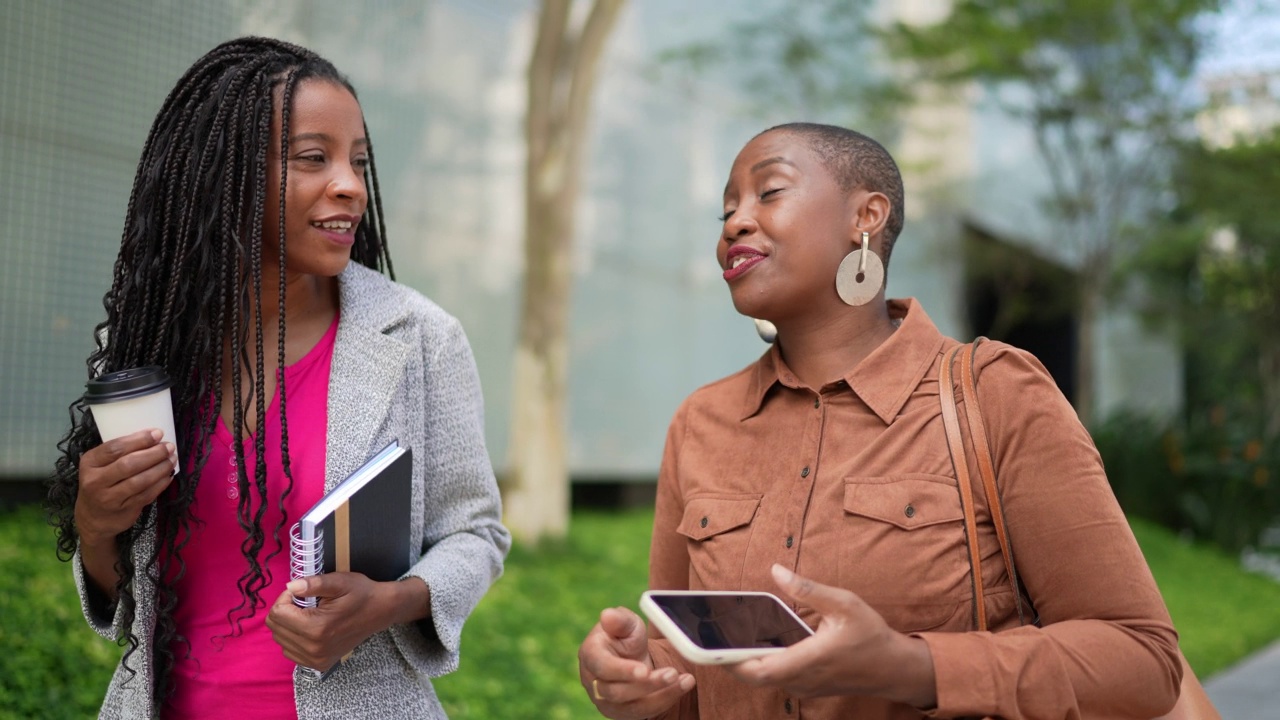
[85,366,173,404]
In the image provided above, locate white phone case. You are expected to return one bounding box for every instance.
[639,590,814,665]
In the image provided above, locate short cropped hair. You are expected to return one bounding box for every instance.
[760,122,905,268]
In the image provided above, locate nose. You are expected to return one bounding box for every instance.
[327,161,368,206]
[722,206,757,242]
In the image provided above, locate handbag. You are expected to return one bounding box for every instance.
[937,339,1220,719]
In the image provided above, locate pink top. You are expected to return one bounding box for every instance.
[164,314,338,720]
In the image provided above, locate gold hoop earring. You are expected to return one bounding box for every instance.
[835,231,885,307]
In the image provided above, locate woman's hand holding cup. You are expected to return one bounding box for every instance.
[78,365,181,544]
[578,607,695,720]
[74,428,175,605]
[76,366,180,602]
[74,428,176,545]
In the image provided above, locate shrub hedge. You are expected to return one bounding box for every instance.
[1096,409,1280,554]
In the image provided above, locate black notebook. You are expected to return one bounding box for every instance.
[289,440,413,609]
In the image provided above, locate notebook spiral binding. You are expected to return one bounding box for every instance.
[289,522,324,608]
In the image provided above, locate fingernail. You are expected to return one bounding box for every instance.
[150,429,163,441]
[287,579,306,594]
[772,564,795,583]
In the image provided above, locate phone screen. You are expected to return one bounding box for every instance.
[646,593,811,650]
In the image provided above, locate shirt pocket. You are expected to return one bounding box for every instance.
[839,474,968,632]
[676,494,762,588]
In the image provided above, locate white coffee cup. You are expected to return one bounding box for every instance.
[84,366,179,472]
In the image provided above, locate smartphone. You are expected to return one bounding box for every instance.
[639,590,814,665]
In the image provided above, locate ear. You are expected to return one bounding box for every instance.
[849,190,892,249]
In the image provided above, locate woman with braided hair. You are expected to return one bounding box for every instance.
[48,37,509,719]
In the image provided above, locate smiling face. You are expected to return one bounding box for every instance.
[717,130,858,324]
[261,78,369,280]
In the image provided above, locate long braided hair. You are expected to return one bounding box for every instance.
[48,36,393,706]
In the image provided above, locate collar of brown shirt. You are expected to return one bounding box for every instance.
[741,298,945,424]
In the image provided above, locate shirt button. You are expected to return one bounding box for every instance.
[813,397,820,408]
[905,504,916,518]
[785,698,793,713]
[800,466,810,478]
[700,517,708,528]
[785,536,793,548]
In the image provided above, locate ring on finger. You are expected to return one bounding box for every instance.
[592,677,603,701]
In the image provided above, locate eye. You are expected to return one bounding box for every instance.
[718,209,735,222]
[353,157,370,171]
[295,153,325,164]
[760,188,783,200]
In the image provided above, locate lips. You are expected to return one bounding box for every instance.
[723,247,767,281]
[310,214,360,246]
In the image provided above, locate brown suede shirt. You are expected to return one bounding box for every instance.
[646,299,1180,719]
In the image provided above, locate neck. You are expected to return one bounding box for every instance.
[251,266,339,328]
[773,300,897,389]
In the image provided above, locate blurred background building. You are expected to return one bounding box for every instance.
[1197,69,1280,147]
[0,0,1183,489]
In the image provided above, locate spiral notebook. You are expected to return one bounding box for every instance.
[289,440,413,609]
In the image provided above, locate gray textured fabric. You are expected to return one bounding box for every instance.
[72,262,511,718]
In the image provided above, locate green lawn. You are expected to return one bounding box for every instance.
[1133,520,1280,675]
[434,510,654,719]
[2,503,1278,718]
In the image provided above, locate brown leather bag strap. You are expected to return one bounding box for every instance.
[938,344,987,631]
[944,342,1213,715]
[958,339,1026,624]
[953,341,1215,717]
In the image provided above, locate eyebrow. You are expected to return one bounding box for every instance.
[724,156,800,197]
[751,156,797,173]
[289,132,370,147]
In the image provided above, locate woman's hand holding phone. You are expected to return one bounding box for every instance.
[578,607,695,720]
[639,588,815,665]
[726,564,938,708]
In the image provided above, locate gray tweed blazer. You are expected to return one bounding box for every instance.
[73,262,511,718]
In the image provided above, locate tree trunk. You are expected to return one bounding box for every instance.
[505,158,575,543]
[503,0,625,543]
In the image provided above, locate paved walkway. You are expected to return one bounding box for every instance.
[1204,639,1280,719]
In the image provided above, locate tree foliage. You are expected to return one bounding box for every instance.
[885,0,1224,425]
[1133,129,1280,438]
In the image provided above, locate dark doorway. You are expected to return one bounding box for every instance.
[963,222,1079,405]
